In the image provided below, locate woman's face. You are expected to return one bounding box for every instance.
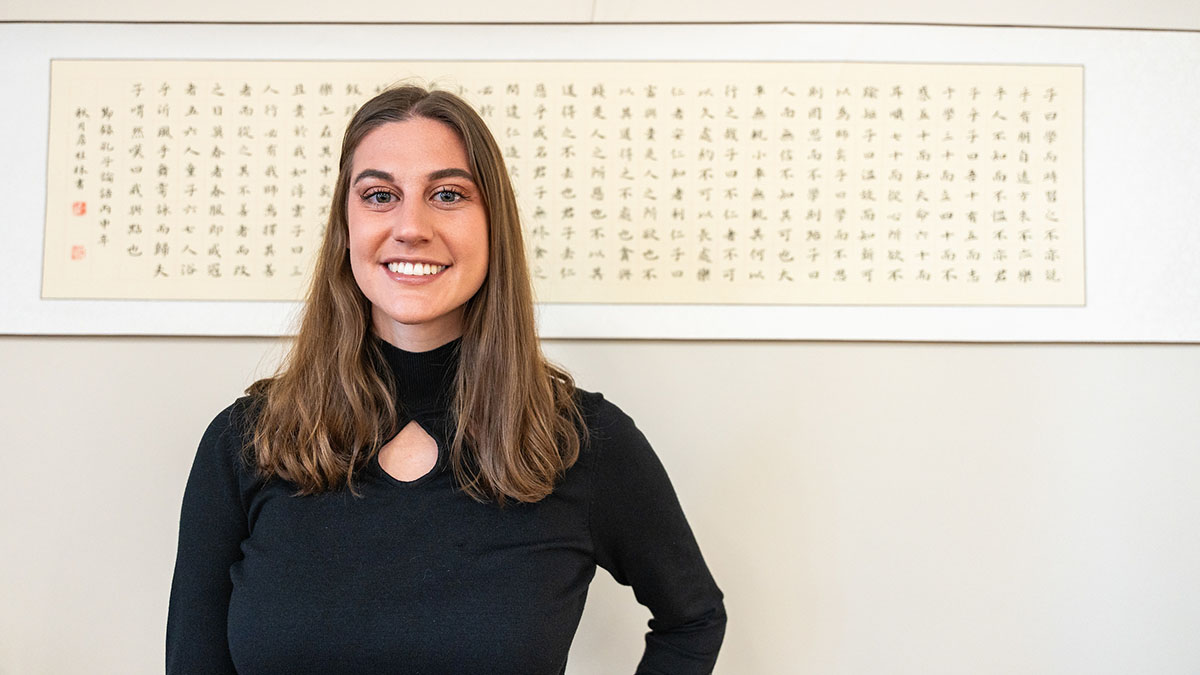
[346,117,489,351]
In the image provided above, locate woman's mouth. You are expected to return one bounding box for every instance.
[386,261,447,277]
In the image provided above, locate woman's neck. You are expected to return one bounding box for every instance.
[370,308,465,353]
[373,332,461,415]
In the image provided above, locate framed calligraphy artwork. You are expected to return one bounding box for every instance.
[43,59,1084,306]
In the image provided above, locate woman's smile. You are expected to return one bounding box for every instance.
[384,260,449,278]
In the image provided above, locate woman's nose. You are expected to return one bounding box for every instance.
[390,201,433,243]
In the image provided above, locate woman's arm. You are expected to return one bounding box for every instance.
[166,400,255,675]
[586,393,727,674]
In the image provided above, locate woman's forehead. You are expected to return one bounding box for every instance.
[351,119,470,174]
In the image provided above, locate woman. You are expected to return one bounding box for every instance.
[166,85,726,674]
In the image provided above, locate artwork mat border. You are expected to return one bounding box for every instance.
[3,22,1197,340]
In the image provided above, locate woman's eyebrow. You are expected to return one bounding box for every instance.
[426,168,475,183]
[351,169,393,186]
[351,168,475,185]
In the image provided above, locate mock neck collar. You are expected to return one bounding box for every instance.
[374,334,460,415]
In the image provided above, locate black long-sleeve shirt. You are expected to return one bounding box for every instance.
[167,338,725,674]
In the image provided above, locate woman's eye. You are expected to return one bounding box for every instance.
[365,190,394,204]
[433,189,463,204]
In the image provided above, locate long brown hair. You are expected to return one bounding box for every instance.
[246,85,585,504]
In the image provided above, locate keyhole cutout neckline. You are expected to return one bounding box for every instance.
[371,334,460,487]
[376,419,440,483]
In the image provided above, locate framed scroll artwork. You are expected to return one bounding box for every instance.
[44,59,1082,307]
[4,23,1198,339]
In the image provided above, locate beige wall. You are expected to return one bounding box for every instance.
[3,337,1200,673]
[4,0,1199,29]
[4,2,1200,673]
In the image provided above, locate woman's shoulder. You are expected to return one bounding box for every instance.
[573,387,633,432]
[194,395,262,478]
[177,396,263,550]
[202,395,260,441]
[571,387,659,463]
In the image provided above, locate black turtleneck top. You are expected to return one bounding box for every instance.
[166,338,726,674]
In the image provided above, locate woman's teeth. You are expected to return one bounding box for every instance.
[387,262,446,277]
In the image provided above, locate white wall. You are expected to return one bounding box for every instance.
[2,2,1199,674]
[3,0,1198,29]
[3,337,1199,674]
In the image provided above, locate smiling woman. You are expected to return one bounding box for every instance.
[346,118,490,351]
[166,85,726,675]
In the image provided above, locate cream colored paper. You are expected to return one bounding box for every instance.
[43,59,1083,305]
